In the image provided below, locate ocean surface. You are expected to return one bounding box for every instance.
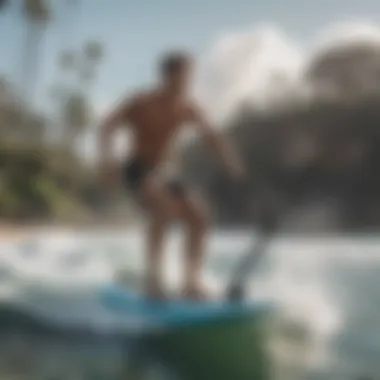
[0,228,379,380]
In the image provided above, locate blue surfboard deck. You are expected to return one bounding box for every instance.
[99,285,273,329]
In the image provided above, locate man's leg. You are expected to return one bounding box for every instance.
[141,178,179,298]
[145,213,168,298]
[178,191,209,299]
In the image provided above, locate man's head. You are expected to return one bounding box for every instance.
[159,51,193,94]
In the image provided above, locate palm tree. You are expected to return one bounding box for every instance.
[61,91,92,147]
[21,0,50,102]
[18,0,51,142]
[52,38,104,149]
[59,49,77,71]
[62,40,103,147]
[80,40,104,90]
[56,0,81,92]
[0,0,8,11]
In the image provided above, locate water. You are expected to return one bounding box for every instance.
[0,228,379,380]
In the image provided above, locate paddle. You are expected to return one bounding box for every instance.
[225,214,279,302]
[224,181,287,302]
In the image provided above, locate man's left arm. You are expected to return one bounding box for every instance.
[188,103,245,180]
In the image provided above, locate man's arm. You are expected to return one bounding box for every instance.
[98,97,132,165]
[188,104,245,180]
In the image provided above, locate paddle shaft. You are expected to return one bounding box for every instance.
[225,223,276,301]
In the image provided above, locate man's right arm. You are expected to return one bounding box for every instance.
[98,97,132,165]
[187,102,246,181]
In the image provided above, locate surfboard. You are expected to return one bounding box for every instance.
[100,285,274,380]
[99,285,272,329]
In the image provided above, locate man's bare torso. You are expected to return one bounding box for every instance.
[125,90,193,167]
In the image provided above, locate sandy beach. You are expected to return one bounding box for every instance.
[0,220,141,243]
[0,223,68,243]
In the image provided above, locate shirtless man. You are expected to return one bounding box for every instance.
[99,51,245,300]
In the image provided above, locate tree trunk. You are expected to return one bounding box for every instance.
[20,21,45,142]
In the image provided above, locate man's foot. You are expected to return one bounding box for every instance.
[145,279,168,301]
[182,285,210,301]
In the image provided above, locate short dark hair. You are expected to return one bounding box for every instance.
[159,51,192,76]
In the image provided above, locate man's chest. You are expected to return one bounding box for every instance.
[136,102,189,136]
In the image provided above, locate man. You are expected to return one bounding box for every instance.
[99,51,245,300]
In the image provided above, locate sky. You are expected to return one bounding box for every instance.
[1,0,380,158]
[1,0,380,110]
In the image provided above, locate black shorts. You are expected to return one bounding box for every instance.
[123,157,187,198]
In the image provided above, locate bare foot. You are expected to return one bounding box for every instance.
[145,279,168,301]
[182,285,210,301]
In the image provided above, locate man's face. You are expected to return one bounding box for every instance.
[165,61,193,94]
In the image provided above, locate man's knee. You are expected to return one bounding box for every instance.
[186,204,209,232]
[142,180,178,221]
[150,213,170,229]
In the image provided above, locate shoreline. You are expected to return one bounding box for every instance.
[0,221,378,244]
[0,220,140,243]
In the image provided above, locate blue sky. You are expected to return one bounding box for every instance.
[0,0,379,115]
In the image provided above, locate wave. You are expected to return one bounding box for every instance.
[1,230,380,377]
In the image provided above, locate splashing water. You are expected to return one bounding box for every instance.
[0,229,379,379]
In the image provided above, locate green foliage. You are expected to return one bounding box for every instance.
[83,40,104,64]
[53,40,105,144]
[61,91,92,133]
[0,4,109,223]
[23,0,51,23]
[0,0,9,11]
[183,94,380,230]
[0,141,99,222]
[0,76,47,142]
